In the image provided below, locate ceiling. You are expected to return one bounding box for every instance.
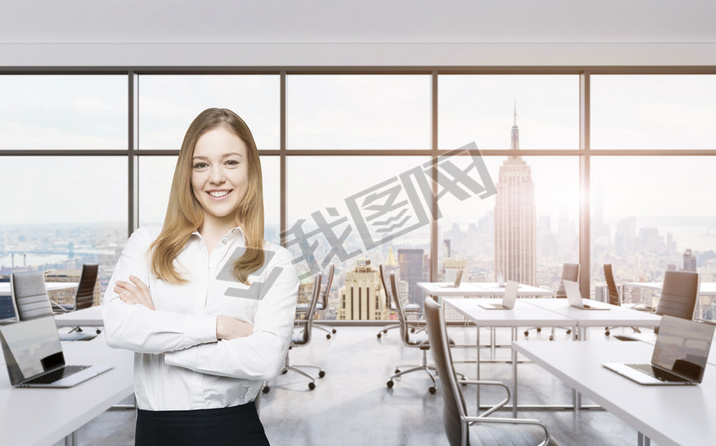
[3,0,715,44]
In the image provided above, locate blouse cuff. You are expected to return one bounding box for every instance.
[184,314,218,344]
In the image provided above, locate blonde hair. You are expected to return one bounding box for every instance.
[149,108,265,284]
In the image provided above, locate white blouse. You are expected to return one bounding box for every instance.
[102,226,299,411]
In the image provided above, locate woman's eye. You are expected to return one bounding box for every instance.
[193,162,208,169]
[226,160,239,166]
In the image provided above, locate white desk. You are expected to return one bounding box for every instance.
[624,281,716,296]
[418,282,554,298]
[445,298,576,417]
[512,340,716,446]
[0,282,79,296]
[0,334,134,446]
[54,306,104,327]
[522,299,662,340]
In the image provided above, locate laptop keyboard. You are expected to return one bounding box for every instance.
[24,365,90,385]
[626,363,689,382]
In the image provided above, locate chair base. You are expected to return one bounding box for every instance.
[386,349,438,394]
[263,364,325,393]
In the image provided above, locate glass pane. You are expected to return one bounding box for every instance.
[0,157,128,301]
[138,156,280,245]
[437,155,579,292]
[287,156,431,320]
[287,75,431,150]
[138,75,280,150]
[0,75,127,150]
[592,75,716,150]
[590,157,716,320]
[439,75,579,151]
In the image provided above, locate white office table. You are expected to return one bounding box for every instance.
[444,298,576,417]
[624,281,716,296]
[522,299,662,340]
[0,282,79,296]
[512,340,716,446]
[54,306,104,327]
[0,333,133,446]
[418,282,554,297]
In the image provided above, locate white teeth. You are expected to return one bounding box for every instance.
[209,191,229,197]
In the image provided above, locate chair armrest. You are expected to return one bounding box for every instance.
[50,299,71,313]
[462,415,550,446]
[458,379,511,416]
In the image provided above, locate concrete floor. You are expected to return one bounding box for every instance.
[53,325,654,446]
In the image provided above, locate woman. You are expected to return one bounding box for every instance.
[103,108,298,445]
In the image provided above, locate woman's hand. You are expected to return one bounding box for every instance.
[114,275,155,310]
[216,315,254,340]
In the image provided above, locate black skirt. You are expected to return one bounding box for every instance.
[135,402,270,446]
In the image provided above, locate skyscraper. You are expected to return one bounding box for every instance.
[337,259,388,320]
[494,105,537,285]
[683,248,697,272]
[397,248,424,306]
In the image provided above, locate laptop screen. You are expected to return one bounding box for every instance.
[0,317,64,386]
[652,315,714,382]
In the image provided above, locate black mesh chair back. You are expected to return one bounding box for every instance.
[655,271,699,328]
[604,264,621,306]
[74,264,99,311]
[556,263,580,298]
[10,272,53,321]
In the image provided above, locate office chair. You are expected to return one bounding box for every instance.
[51,264,102,335]
[424,297,551,446]
[615,270,700,341]
[523,263,578,340]
[295,264,336,339]
[10,271,97,341]
[10,271,55,321]
[385,271,438,394]
[376,264,422,339]
[603,264,641,336]
[263,273,325,393]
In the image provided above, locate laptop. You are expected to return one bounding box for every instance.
[564,280,610,310]
[0,317,111,388]
[480,281,519,310]
[439,269,463,288]
[603,315,714,385]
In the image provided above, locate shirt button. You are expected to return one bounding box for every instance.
[208,264,214,269]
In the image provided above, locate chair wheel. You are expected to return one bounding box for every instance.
[77,327,83,332]
[395,369,400,374]
[605,331,610,336]
[429,386,436,394]
[318,371,326,378]
[387,380,394,388]
[566,329,572,335]
[281,369,288,374]
[410,328,415,333]
[332,329,337,334]
[536,328,542,333]
[262,386,270,394]
[549,335,554,341]
[308,382,316,390]
[524,331,529,337]
[96,329,102,334]
[326,334,331,339]
[377,333,382,339]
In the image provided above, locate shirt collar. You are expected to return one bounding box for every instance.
[191,226,246,244]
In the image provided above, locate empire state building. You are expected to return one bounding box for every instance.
[494,106,537,286]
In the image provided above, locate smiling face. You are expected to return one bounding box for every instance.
[191,126,250,232]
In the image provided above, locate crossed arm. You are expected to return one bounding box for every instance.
[113,275,253,341]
